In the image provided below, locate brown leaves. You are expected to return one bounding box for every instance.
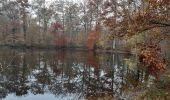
[54,36,67,47]
[86,31,100,49]
[147,0,170,6]
[86,24,101,49]
[139,41,167,75]
[101,0,169,77]
[102,0,170,38]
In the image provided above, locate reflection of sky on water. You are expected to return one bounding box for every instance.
[0,49,154,100]
[4,93,82,100]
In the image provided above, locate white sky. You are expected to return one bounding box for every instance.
[29,0,84,7]
[29,0,82,3]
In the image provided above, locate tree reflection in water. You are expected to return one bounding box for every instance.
[0,49,154,100]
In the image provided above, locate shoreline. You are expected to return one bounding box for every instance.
[0,44,131,54]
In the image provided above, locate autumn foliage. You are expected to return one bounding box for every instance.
[102,0,170,37]
[86,24,101,49]
[54,36,67,47]
[139,41,167,75]
[52,22,63,31]
[101,0,169,75]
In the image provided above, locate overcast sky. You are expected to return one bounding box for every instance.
[28,0,84,6]
[30,0,82,3]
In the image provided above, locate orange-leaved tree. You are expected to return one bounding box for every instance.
[101,0,170,75]
[54,36,67,47]
[139,41,167,76]
[86,24,101,49]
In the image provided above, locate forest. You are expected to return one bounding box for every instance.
[0,0,170,100]
[0,0,169,49]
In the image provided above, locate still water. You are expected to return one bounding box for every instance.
[0,48,154,100]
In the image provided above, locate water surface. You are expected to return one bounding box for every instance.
[0,48,154,100]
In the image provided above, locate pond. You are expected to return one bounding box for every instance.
[0,48,155,100]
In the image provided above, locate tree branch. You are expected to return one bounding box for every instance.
[150,20,170,27]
